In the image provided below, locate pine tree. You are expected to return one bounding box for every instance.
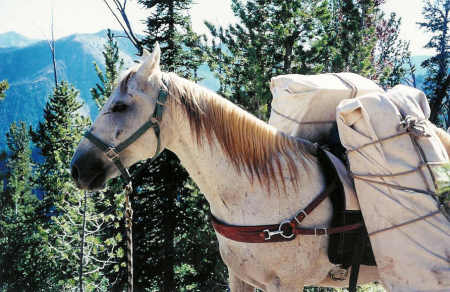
[374,12,411,88]
[139,0,204,78]
[206,0,410,118]
[0,122,57,291]
[206,0,332,118]
[418,0,450,126]
[0,79,8,100]
[30,82,120,290]
[91,29,125,109]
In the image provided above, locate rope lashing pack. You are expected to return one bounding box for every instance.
[348,115,450,225]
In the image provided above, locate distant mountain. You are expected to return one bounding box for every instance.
[0,30,139,150]
[0,31,38,48]
[0,30,219,150]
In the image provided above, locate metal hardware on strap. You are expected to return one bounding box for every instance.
[84,82,169,182]
[294,209,307,225]
[263,220,294,240]
[106,147,120,160]
[210,177,365,243]
[315,228,328,236]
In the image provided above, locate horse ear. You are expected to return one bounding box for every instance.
[142,48,151,58]
[136,43,161,84]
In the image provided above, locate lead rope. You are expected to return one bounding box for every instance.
[124,183,134,292]
[79,190,88,292]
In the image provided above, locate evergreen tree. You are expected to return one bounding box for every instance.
[374,12,411,88]
[139,0,204,79]
[206,0,331,118]
[0,122,56,291]
[30,82,120,290]
[418,0,450,126]
[91,29,125,109]
[324,0,379,76]
[206,0,409,118]
[0,79,8,100]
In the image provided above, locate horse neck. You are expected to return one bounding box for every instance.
[163,79,328,226]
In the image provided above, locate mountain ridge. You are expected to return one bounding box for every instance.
[0,30,430,151]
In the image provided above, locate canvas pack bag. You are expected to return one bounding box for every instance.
[336,85,450,291]
[268,72,384,143]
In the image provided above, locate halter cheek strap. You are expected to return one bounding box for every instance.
[84,83,169,184]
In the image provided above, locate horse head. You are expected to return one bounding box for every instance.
[71,44,169,190]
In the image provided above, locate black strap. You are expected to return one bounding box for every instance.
[348,228,367,292]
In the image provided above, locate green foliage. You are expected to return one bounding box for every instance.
[29,81,122,290]
[0,122,57,291]
[418,0,450,126]
[91,29,124,109]
[0,79,8,100]
[373,12,411,88]
[205,0,407,119]
[138,0,205,80]
[206,0,333,118]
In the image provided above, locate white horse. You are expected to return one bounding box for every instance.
[71,45,381,291]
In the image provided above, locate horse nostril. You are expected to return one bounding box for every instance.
[71,165,79,182]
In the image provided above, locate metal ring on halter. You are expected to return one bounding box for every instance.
[105,147,120,160]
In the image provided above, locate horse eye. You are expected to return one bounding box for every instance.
[111,103,128,113]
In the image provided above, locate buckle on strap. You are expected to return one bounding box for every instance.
[314,228,328,236]
[263,220,295,241]
[294,209,307,225]
[105,147,120,160]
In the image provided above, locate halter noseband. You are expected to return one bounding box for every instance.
[84,82,169,184]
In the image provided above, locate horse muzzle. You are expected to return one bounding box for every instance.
[70,149,111,190]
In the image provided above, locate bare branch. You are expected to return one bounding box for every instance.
[102,0,143,55]
[50,5,58,87]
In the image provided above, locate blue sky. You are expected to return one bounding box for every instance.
[0,0,433,55]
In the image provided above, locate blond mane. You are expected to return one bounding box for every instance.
[162,73,315,191]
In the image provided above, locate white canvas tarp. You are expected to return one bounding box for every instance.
[336,86,450,291]
[268,72,383,143]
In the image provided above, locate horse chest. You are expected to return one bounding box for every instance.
[216,233,333,288]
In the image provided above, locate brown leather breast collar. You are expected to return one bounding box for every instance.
[211,179,362,243]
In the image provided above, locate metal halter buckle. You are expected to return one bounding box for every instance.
[263,220,295,240]
[105,147,120,160]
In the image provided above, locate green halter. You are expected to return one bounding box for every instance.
[84,83,169,184]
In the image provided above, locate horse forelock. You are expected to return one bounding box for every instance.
[164,73,314,192]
